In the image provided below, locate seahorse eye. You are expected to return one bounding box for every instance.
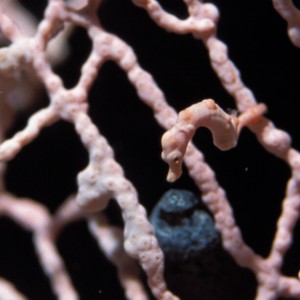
[173,157,180,164]
[169,151,182,165]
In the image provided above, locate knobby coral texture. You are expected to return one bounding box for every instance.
[0,0,300,299]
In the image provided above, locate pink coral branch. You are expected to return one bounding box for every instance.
[0,277,28,300]
[0,193,79,299]
[272,0,300,47]
[0,107,58,162]
[88,214,149,300]
[52,196,149,300]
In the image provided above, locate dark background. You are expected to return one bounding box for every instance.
[1,0,300,299]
